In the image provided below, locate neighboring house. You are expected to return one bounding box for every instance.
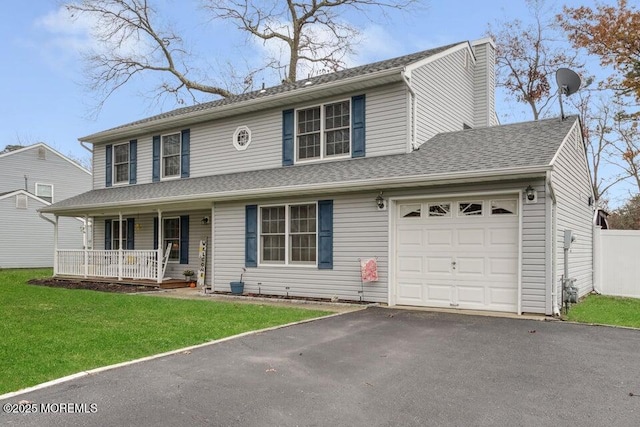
[0,144,92,268]
[41,38,595,316]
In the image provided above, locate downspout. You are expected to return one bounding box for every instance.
[546,171,560,316]
[401,70,418,151]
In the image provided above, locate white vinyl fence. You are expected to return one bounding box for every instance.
[594,228,640,298]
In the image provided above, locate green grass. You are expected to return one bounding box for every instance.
[567,294,640,328]
[0,269,329,394]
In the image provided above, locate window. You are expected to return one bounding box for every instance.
[233,126,252,151]
[35,183,53,203]
[162,133,181,178]
[112,220,128,250]
[400,204,421,218]
[296,100,350,161]
[260,203,317,265]
[459,202,483,216]
[491,199,517,215]
[16,194,27,209]
[163,218,180,261]
[113,143,129,184]
[428,203,451,217]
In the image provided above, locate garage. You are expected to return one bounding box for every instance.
[394,196,519,312]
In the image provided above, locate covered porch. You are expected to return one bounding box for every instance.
[47,200,214,284]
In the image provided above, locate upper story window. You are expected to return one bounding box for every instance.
[162,133,181,178]
[35,183,53,203]
[233,126,252,151]
[296,100,350,162]
[113,142,129,184]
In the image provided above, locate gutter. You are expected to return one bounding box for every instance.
[42,165,551,216]
[39,212,56,225]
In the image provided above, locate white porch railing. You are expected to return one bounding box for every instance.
[56,249,159,281]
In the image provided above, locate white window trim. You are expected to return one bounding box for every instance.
[112,142,130,185]
[163,216,181,263]
[35,182,54,203]
[161,132,181,180]
[258,202,318,267]
[233,126,252,151]
[295,99,351,164]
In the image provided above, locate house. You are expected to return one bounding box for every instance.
[0,143,92,268]
[41,38,595,316]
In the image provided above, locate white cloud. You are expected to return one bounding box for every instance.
[35,6,97,53]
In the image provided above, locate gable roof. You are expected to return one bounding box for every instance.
[0,189,51,205]
[80,42,464,144]
[44,117,578,216]
[0,143,92,176]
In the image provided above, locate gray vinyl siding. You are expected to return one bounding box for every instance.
[472,41,496,128]
[0,145,92,200]
[90,83,409,186]
[385,179,548,314]
[551,122,594,298]
[0,196,84,268]
[411,47,476,144]
[92,210,212,283]
[213,194,389,302]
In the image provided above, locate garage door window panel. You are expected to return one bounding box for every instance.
[459,202,483,216]
[428,203,451,217]
[400,204,422,218]
[491,200,517,215]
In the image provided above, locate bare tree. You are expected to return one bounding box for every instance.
[611,117,640,194]
[487,0,583,120]
[66,0,418,111]
[203,0,417,84]
[571,92,633,202]
[66,0,234,112]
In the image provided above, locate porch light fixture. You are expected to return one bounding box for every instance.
[135,222,142,232]
[525,185,537,203]
[376,192,385,210]
[201,216,209,225]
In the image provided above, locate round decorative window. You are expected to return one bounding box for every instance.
[233,126,252,151]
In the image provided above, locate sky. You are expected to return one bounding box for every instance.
[1,0,629,205]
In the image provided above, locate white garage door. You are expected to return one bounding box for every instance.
[395,196,519,312]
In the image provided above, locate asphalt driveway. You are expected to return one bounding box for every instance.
[2,307,639,426]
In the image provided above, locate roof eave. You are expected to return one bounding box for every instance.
[41,165,551,216]
[80,68,405,144]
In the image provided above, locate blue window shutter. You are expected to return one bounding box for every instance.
[318,200,333,269]
[153,217,158,250]
[126,218,135,250]
[105,145,113,187]
[245,205,258,267]
[282,109,294,166]
[351,95,366,158]
[129,140,137,184]
[180,215,189,264]
[152,136,160,182]
[181,129,190,178]
[105,219,112,250]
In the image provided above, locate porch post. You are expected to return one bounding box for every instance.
[84,215,89,278]
[210,203,215,293]
[157,209,163,284]
[118,212,123,280]
[53,215,59,276]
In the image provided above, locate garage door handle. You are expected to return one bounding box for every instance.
[451,261,456,270]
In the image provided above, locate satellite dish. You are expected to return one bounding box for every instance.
[556,68,582,96]
[555,68,582,120]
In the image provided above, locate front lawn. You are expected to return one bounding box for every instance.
[0,269,329,395]
[567,294,640,328]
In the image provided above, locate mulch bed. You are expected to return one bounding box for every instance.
[212,291,370,305]
[28,278,160,293]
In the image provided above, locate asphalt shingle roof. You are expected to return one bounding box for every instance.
[44,117,577,213]
[95,42,462,134]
